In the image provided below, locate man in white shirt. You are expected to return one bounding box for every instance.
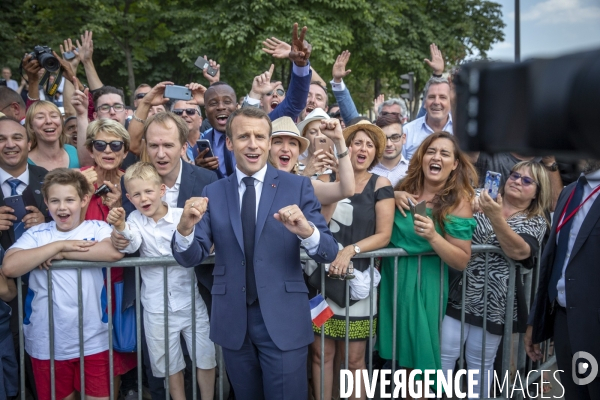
[1,68,18,92]
[370,113,409,187]
[403,76,452,160]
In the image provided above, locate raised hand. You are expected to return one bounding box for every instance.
[140,81,174,107]
[319,119,344,142]
[424,43,444,76]
[373,94,385,115]
[74,31,94,64]
[332,50,352,83]
[59,38,80,74]
[186,82,208,106]
[201,56,221,84]
[262,37,291,59]
[289,23,312,67]
[249,64,282,98]
[70,79,89,116]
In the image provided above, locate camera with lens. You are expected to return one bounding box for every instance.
[28,45,60,72]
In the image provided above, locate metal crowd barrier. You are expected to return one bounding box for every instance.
[3,245,546,400]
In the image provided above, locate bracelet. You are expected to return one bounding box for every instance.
[27,94,39,101]
[132,111,146,124]
[337,149,349,159]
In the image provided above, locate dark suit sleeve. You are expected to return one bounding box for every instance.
[298,177,338,263]
[268,64,311,121]
[172,187,214,268]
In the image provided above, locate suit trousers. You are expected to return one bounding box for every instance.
[554,306,600,400]
[221,302,308,400]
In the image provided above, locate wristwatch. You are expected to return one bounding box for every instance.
[352,244,361,255]
[544,162,559,172]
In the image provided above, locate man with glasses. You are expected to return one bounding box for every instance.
[92,86,128,125]
[370,113,408,187]
[133,83,151,108]
[171,100,203,163]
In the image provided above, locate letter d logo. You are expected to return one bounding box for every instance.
[572,351,598,386]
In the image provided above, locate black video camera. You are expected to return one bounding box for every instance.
[454,48,600,160]
[28,45,60,72]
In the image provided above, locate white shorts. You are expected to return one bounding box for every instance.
[143,301,216,377]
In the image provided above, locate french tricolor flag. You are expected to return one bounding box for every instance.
[310,294,334,327]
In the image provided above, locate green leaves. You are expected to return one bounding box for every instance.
[0,0,504,110]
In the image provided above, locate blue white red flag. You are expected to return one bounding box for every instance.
[310,294,333,327]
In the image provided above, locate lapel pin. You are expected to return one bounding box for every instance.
[35,190,41,194]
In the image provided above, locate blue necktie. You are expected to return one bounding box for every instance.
[548,176,587,302]
[6,178,24,239]
[242,177,258,305]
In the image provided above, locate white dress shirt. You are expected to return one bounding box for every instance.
[402,113,453,161]
[175,164,321,254]
[370,155,409,187]
[119,205,200,313]
[162,161,183,208]
[556,169,600,307]
[0,167,29,198]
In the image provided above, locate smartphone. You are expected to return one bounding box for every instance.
[315,137,329,154]
[408,198,427,219]
[4,195,27,221]
[164,85,192,101]
[94,184,111,197]
[484,171,502,200]
[196,139,214,158]
[63,48,79,61]
[194,57,218,77]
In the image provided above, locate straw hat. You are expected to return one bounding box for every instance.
[342,120,386,160]
[271,117,310,154]
[296,108,330,137]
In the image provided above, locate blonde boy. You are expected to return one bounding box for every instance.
[107,162,215,400]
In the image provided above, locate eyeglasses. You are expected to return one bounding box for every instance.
[92,140,125,152]
[172,108,199,116]
[386,134,403,143]
[97,103,125,113]
[509,172,537,186]
[381,111,402,117]
[135,92,148,100]
[266,89,285,97]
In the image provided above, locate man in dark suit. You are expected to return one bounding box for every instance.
[115,112,217,400]
[0,116,51,400]
[172,107,338,399]
[525,159,600,399]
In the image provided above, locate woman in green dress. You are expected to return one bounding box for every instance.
[377,131,477,393]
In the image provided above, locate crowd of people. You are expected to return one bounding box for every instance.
[0,23,599,400]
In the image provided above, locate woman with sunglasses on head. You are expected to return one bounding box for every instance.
[79,118,137,398]
[377,132,477,395]
[25,101,80,170]
[440,161,551,397]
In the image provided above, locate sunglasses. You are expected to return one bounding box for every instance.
[172,108,199,116]
[509,172,537,186]
[135,92,148,100]
[93,140,125,152]
[266,88,285,97]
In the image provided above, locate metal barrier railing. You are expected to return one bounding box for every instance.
[4,245,548,400]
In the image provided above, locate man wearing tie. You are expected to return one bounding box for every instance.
[525,159,600,399]
[172,107,338,399]
[0,116,49,399]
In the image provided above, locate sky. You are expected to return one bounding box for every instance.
[486,0,600,61]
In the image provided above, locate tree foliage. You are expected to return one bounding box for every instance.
[0,0,504,110]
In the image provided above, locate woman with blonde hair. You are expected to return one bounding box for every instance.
[441,161,551,397]
[25,100,79,170]
[377,131,477,394]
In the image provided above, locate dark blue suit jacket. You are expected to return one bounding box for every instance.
[530,180,600,361]
[172,165,338,351]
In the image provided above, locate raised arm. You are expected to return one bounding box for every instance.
[58,38,81,117]
[70,78,94,167]
[311,119,354,204]
[75,31,103,90]
[330,51,359,126]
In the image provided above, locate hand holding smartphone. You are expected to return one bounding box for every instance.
[196,139,214,158]
[4,195,27,221]
[408,198,427,221]
[164,85,192,101]
[194,57,218,77]
[484,171,502,200]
